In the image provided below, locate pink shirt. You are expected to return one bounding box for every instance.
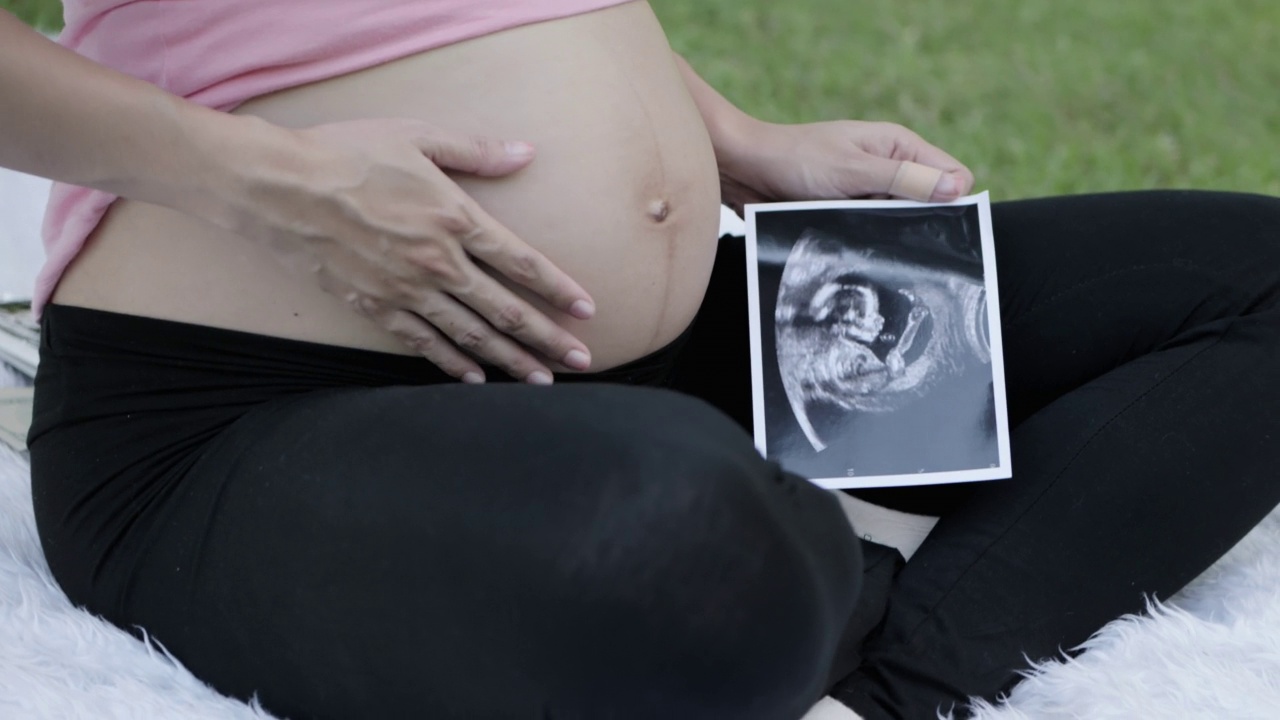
[35,0,632,316]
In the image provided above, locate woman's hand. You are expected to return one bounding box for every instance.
[222,118,596,385]
[0,15,588,383]
[716,119,975,212]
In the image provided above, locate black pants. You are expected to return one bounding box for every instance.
[29,191,1280,719]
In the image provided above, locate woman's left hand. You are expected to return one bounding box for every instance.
[717,119,975,212]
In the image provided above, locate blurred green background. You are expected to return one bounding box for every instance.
[6,0,1277,200]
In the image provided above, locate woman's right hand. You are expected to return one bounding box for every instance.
[0,16,587,382]
[222,117,595,385]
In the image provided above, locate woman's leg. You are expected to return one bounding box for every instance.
[831,190,1280,719]
[95,382,861,720]
[669,234,917,700]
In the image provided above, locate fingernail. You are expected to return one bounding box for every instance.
[935,174,960,199]
[462,371,485,385]
[527,371,554,385]
[569,299,595,319]
[563,349,591,370]
[505,141,535,158]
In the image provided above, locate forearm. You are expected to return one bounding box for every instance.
[672,53,764,179]
[0,11,277,226]
[675,51,972,207]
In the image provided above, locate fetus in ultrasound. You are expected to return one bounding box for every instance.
[776,231,990,451]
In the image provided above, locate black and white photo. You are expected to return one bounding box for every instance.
[746,193,1011,488]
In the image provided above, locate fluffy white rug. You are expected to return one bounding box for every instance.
[0,367,276,719]
[2,167,1278,718]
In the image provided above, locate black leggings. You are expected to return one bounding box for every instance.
[29,191,1280,719]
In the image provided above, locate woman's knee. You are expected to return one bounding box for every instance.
[541,388,861,717]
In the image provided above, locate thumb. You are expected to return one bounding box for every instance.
[416,133,537,177]
[860,157,965,202]
[886,160,964,202]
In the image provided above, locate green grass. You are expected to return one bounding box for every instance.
[3,0,60,32]
[654,0,1280,199]
[6,0,1278,199]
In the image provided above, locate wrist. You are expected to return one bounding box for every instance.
[713,115,787,209]
[671,53,773,193]
[711,113,773,186]
[158,103,305,237]
[96,93,266,231]
[707,109,760,174]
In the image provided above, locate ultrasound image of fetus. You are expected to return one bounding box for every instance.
[776,231,990,451]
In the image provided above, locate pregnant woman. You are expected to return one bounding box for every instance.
[4,3,1279,719]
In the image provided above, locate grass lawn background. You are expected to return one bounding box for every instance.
[5,0,1277,200]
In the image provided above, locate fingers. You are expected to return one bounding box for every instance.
[904,134,971,176]
[413,129,538,178]
[409,161,599,381]
[888,161,945,202]
[361,290,574,385]
[354,300,488,384]
[382,309,488,384]
[325,244,591,383]
[448,271,593,373]
[424,210,597,380]
[394,223,596,378]
[286,118,597,384]
[893,129,974,201]
[408,128,598,319]
[857,123,974,202]
[867,157,971,203]
[442,200,598,321]
[411,293,562,385]
[388,245,594,381]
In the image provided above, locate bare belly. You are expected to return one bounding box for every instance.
[52,1,722,370]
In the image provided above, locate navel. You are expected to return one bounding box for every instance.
[647,198,671,223]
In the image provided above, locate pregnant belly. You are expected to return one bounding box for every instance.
[53,1,722,370]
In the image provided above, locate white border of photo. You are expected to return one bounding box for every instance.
[745,192,1011,489]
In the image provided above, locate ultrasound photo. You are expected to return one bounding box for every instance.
[745,193,1011,489]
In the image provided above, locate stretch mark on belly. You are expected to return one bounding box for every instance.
[599,36,680,346]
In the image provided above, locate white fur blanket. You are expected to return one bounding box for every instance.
[2,167,1279,718]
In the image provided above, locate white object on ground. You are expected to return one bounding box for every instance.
[0,168,49,303]
[804,695,864,720]
[720,204,747,236]
[833,491,939,561]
